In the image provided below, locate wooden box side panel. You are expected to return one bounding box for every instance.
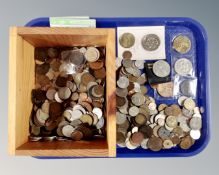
[106,29,116,157]
[8,27,35,155]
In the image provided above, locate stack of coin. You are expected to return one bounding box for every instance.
[29,47,106,142]
[116,57,203,151]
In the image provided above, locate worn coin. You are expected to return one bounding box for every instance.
[62,124,75,138]
[71,130,84,141]
[153,60,170,78]
[179,136,193,149]
[117,76,129,89]
[163,139,174,149]
[58,87,71,100]
[184,98,196,110]
[84,47,100,62]
[157,82,173,97]
[122,50,132,59]
[119,33,135,48]
[130,132,144,146]
[174,58,193,76]
[129,106,139,117]
[173,35,191,54]
[166,116,177,128]
[141,34,160,51]
[147,137,163,151]
[131,93,145,106]
[189,117,202,130]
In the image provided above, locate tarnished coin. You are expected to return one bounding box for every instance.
[174,58,193,76]
[157,82,173,97]
[147,137,163,151]
[81,73,95,86]
[166,116,177,128]
[141,34,160,51]
[55,76,67,87]
[122,50,132,59]
[116,88,128,97]
[189,117,202,130]
[93,67,106,79]
[163,139,174,149]
[58,87,71,100]
[152,60,170,78]
[89,60,104,70]
[71,130,83,141]
[173,35,191,54]
[130,132,144,146]
[158,103,167,111]
[51,60,61,72]
[171,104,182,116]
[119,33,135,48]
[116,96,126,107]
[139,125,153,138]
[179,136,193,149]
[158,126,170,140]
[84,47,100,62]
[36,63,50,75]
[135,113,147,125]
[184,98,196,110]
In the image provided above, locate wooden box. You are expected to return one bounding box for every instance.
[8,27,116,157]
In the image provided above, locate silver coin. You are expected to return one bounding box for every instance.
[58,87,71,100]
[131,93,145,106]
[96,117,105,129]
[59,62,76,74]
[71,109,83,120]
[152,60,170,78]
[190,130,201,140]
[92,107,103,119]
[141,139,149,149]
[84,47,100,62]
[128,106,139,116]
[62,125,75,137]
[132,68,141,77]
[182,107,193,118]
[122,59,132,68]
[141,34,160,51]
[174,58,193,76]
[189,117,202,130]
[134,60,145,69]
[29,136,42,142]
[117,76,129,89]
[116,112,127,124]
[180,80,196,97]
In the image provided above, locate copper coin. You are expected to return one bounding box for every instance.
[92,101,103,108]
[171,104,182,116]
[55,76,67,87]
[89,60,104,70]
[36,75,50,87]
[139,125,153,138]
[51,60,61,72]
[179,136,193,149]
[157,82,173,97]
[81,73,95,86]
[71,130,83,141]
[49,102,62,119]
[164,106,174,116]
[130,132,144,146]
[77,126,94,140]
[93,85,104,97]
[147,137,163,151]
[116,96,126,107]
[170,134,181,145]
[122,50,132,59]
[93,67,106,79]
[35,63,50,75]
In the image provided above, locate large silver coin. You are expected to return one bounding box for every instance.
[180,80,196,97]
[117,76,129,89]
[152,60,170,78]
[141,34,160,51]
[174,58,193,76]
[119,33,135,48]
[131,93,145,106]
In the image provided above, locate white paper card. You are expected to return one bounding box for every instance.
[117,26,166,60]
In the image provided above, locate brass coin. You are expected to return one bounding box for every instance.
[135,114,147,125]
[171,104,182,116]
[179,136,193,149]
[170,134,181,145]
[147,137,163,151]
[81,73,95,86]
[122,50,132,59]
[173,35,191,54]
[93,67,106,79]
[119,33,135,48]
[157,82,173,97]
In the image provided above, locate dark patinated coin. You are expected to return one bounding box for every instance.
[122,50,132,59]
[35,48,48,62]
[47,48,59,58]
[130,132,144,146]
[31,89,46,105]
[71,130,84,141]
[116,96,126,107]
[36,63,50,75]
[147,137,163,151]
[55,76,67,87]
[139,125,153,138]
[93,67,106,79]
[49,102,62,119]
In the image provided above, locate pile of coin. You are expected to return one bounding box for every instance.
[29,46,106,142]
[116,57,203,151]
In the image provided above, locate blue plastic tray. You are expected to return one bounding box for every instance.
[26,17,210,157]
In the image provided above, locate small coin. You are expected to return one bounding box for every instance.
[55,76,67,87]
[171,104,182,116]
[164,106,173,116]
[122,59,132,68]
[36,63,50,75]
[35,48,47,62]
[179,136,193,149]
[29,136,42,142]
[92,107,103,119]
[157,82,173,97]
[119,33,135,48]
[152,60,170,78]
[49,102,62,119]
[46,88,56,101]
[184,98,196,110]
[117,76,129,89]
[174,58,193,76]
[134,113,147,125]
[166,115,177,128]
[147,137,163,151]
[116,88,128,97]
[190,130,201,140]
[142,34,160,51]
[173,35,191,54]
[135,60,145,69]
[116,96,126,108]
[158,126,170,140]
[131,93,145,106]
[122,51,132,59]
[92,85,104,97]
[96,117,105,129]
[141,139,149,149]
[62,124,75,137]
[163,139,174,149]
[62,50,85,65]
[58,87,71,100]
[71,130,84,141]
[158,103,168,111]
[117,132,126,145]
[81,73,95,86]
[189,117,202,130]
[84,47,100,62]
[129,106,139,117]
[116,112,127,125]
[130,132,144,146]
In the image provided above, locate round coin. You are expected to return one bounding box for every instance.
[84,47,100,62]
[119,33,135,48]
[62,125,75,138]
[189,117,202,130]
[173,35,191,54]
[141,34,160,51]
[152,60,170,78]
[147,137,163,151]
[174,58,193,76]
[129,106,139,117]
[122,50,132,59]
